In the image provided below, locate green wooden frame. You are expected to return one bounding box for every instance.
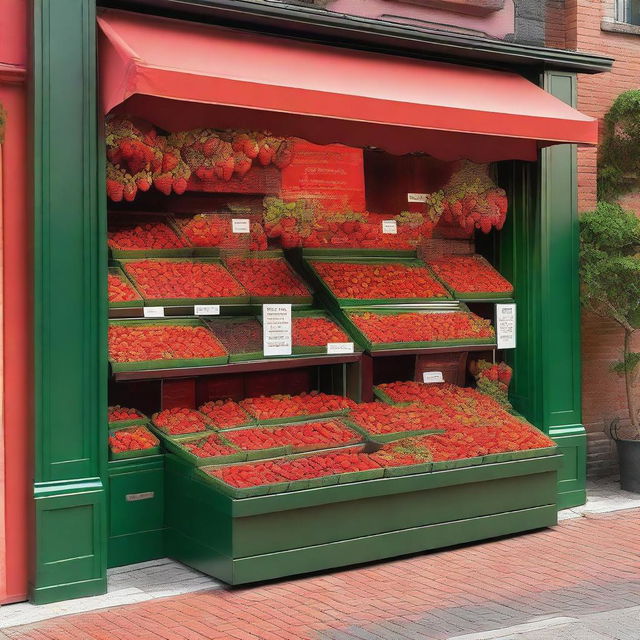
[31,0,591,603]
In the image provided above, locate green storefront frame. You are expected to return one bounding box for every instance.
[30,0,611,604]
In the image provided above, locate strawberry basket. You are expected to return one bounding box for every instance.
[108,214,193,258]
[108,318,229,372]
[151,408,215,438]
[108,405,149,429]
[108,425,161,461]
[108,266,143,308]
[117,258,250,307]
[163,431,247,466]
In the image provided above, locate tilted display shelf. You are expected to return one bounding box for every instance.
[116,258,250,307]
[337,305,497,352]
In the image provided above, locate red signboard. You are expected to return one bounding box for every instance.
[280,140,365,212]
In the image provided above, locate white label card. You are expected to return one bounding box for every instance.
[143,306,165,318]
[423,371,444,384]
[232,218,251,234]
[263,304,292,356]
[194,305,220,316]
[327,342,354,354]
[407,193,428,203]
[496,303,517,350]
[382,220,398,234]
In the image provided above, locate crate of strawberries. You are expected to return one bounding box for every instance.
[108,405,149,429]
[164,431,246,466]
[107,266,143,309]
[108,425,161,461]
[288,311,359,356]
[108,215,193,259]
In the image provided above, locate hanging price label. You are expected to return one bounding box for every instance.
[327,342,354,354]
[496,303,516,349]
[422,371,444,384]
[194,305,220,316]
[143,306,165,318]
[382,220,398,234]
[263,304,292,356]
[232,218,251,234]
[407,193,428,203]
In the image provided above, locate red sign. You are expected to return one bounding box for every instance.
[280,140,365,212]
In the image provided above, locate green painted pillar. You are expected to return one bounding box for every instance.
[32,0,108,603]
[500,71,586,510]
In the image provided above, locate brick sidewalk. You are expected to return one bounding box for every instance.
[3,510,640,640]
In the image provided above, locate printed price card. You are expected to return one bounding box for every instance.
[327,342,354,354]
[382,220,398,234]
[407,193,428,203]
[232,218,251,234]
[496,303,516,349]
[194,305,220,316]
[423,371,444,384]
[143,306,165,318]
[263,304,292,356]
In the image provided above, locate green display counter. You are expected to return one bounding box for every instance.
[164,452,561,585]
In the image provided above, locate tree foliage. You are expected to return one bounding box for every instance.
[598,90,640,202]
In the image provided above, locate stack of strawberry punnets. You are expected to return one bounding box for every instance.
[208,318,264,357]
[108,221,188,251]
[439,161,508,234]
[153,408,211,435]
[311,261,450,300]
[224,256,310,298]
[108,272,140,303]
[224,419,359,453]
[205,447,381,488]
[348,311,494,345]
[348,403,440,436]
[174,214,267,251]
[122,259,246,300]
[108,324,228,363]
[428,255,513,296]
[108,406,145,423]
[470,360,513,410]
[109,426,159,454]
[177,129,294,184]
[180,433,239,459]
[240,392,356,422]
[199,400,253,429]
[292,317,350,347]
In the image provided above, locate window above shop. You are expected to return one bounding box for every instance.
[618,0,640,25]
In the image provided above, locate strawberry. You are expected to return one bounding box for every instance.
[153,173,173,196]
[106,179,124,202]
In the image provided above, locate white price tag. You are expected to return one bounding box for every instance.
[263,304,292,356]
[143,306,164,318]
[327,342,354,354]
[496,303,516,350]
[407,193,428,203]
[422,371,444,384]
[382,220,398,234]
[232,218,251,234]
[194,305,220,316]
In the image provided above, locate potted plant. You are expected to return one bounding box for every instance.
[580,201,640,492]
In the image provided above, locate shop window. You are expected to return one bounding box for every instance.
[618,0,640,25]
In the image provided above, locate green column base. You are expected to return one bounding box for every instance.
[31,479,107,605]
[550,424,587,509]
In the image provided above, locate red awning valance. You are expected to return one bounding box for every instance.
[98,9,597,162]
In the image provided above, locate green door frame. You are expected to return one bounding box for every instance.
[30,0,594,603]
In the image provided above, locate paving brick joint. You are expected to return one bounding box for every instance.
[1,508,639,640]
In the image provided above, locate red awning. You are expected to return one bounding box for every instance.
[98,9,597,162]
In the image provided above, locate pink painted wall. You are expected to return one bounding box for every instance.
[324,0,515,39]
[0,0,29,604]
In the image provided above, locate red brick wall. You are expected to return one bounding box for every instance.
[551,0,640,475]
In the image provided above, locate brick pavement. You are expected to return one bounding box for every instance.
[2,510,640,640]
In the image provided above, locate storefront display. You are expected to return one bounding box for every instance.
[24,0,611,605]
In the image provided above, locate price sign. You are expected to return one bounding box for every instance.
[327,342,354,354]
[407,193,428,203]
[194,305,220,316]
[232,218,251,234]
[422,371,444,384]
[263,304,292,356]
[496,303,516,349]
[382,220,398,234]
[143,306,164,318]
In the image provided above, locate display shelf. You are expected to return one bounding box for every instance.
[165,452,561,585]
[368,344,496,357]
[112,352,362,381]
[108,303,313,319]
